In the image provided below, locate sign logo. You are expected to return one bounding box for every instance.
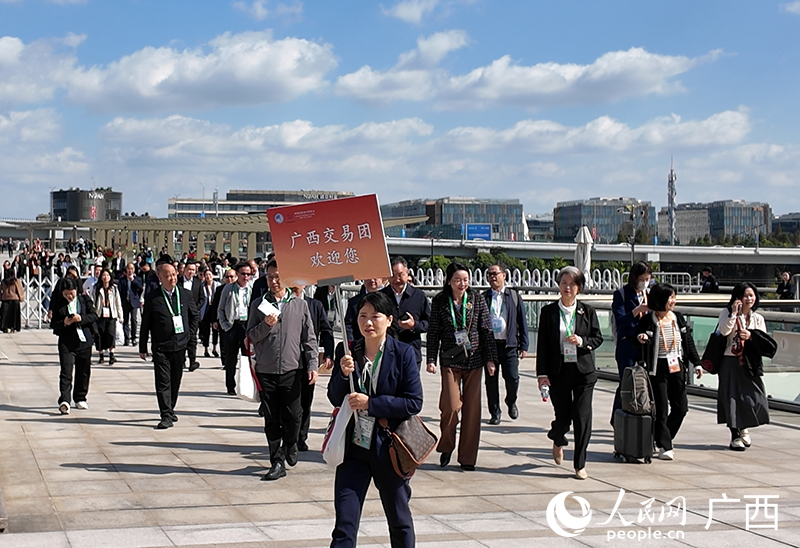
[546,491,592,538]
[274,213,284,224]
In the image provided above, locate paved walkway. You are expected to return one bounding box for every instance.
[1,330,799,547]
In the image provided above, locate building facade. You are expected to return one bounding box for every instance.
[773,212,800,235]
[553,197,656,244]
[381,197,525,241]
[706,200,772,240]
[51,188,123,222]
[525,214,554,241]
[657,205,710,245]
[168,189,354,218]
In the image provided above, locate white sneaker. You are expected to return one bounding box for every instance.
[658,449,675,461]
[730,437,746,451]
[59,402,70,415]
[75,401,88,410]
[740,429,751,447]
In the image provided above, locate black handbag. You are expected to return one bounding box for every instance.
[701,325,726,375]
[440,344,470,367]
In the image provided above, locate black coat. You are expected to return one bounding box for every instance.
[635,311,701,377]
[380,284,430,364]
[51,294,97,352]
[208,284,226,327]
[481,286,529,351]
[305,296,334,360]
[139,286,199,354]
[536,300,603,377]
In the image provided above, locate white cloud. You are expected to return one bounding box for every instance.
[337,40,720,109]
[68,30,335,111]
[783,1,800,14]
[335,30,468,104]
[0,36,80,106]
[382,0,439,24]
[232,0,303,21]
[0,30,335,111]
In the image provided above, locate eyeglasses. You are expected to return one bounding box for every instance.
[239,272,251,277]
[486,271,503,277]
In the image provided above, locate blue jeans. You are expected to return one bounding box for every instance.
[485,342,520,420]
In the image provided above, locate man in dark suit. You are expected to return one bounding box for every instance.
[482,262,529,424]
[111,250,126,277]
[139,256,199,429]
[179,260,205,371]
[211,269,236,366]
[292,285,334,452]
[380,256,429,368]
[118,262,144,346]
[139,261,160,297]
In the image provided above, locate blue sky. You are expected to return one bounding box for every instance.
[2,0,800,219]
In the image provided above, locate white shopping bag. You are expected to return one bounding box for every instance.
[321,398,354,467]
[115,319,125,346]
[236,336,260,402]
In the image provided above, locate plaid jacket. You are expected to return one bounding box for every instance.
[426,289,498,370]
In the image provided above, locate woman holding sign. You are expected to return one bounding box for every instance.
[328,291,422,548]
[536,266,603,479]
[426,262,497,471]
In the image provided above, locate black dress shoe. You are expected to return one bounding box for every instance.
[460,464,475,471]
[188,362,200,372]
[297,439,309,452]
[227,389,237,396]
[204,349,211,358]
[508,404,519,420]
[440,451,452,467]
[262,461,286,481]
[212,349,219,358]
[488,416,500,425]
[109,354,116,365]
[155,418,174,430]
[171,413,178,422]
[286,444,299,466]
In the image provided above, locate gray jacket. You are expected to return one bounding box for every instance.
[217,282,249,332]
[246,293,319,375]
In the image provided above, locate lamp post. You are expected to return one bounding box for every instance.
[200,183,206,218]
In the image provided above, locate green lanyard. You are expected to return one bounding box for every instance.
[449,293,468,329]
[161,287,181,317]
[360,345,384,395]
[491,291,505,317]
[234,285,251,309]
[559,306,576,337]
[67,298,78,315]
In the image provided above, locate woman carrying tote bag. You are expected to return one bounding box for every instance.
[327,291,422,548]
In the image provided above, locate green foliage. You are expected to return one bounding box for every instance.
[527,257,548,271]
[418,255,451,272]
[550,256,569,270]
[494,252,526,271]
[471,252,496,270]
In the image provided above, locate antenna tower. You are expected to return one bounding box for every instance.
[667,157,677,245]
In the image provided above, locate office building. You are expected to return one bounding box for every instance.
[525,214,554,241]
[707,200,771,239]
[553,197,655,244]
[51,188,123,222]
[168,189,354,218]
[381,197,525,241]
[773,212,800,235]
[657,205,710,245]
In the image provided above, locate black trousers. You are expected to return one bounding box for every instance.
[299,377,315,443]
[153,349,186,419]
[222,322,247,391]
[122,303,140,344]
[58,344,91,404]
[187,322,199,367]
[484,341,520,419]
[651,358,688,451]
[331,444,414,548]
[256,369,304,464]
[199,315,219,348]
[547,362,596,470]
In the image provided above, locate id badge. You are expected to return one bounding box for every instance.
[563,341,578,362]
[454,328,467,345]
[327,310,336,323]
[491,316,505,335]
[352,410,375,450]
[667,353,681,373]
[172,315,185,334]
[102,307,110,318]
[76,326,87,343]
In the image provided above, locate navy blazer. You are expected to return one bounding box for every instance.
[482,286,529,351]
[139,286,199,354]
[51,294,98,352]
[329,337,423,461]
[305,296,335,359]
[117,274,144,309]
[612,285,648,361]
[536,300,603,378]
[344,286,368,344]
[380,284,430,365]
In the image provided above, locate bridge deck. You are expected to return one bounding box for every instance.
[0,330,799,547]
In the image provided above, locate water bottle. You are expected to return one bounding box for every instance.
[540,384,549,402]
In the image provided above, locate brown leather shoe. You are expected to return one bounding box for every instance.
[552,443,563,465]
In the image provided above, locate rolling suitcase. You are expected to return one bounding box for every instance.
[613,408,654,463]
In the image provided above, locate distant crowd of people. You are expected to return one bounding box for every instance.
[0,236,793,548]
